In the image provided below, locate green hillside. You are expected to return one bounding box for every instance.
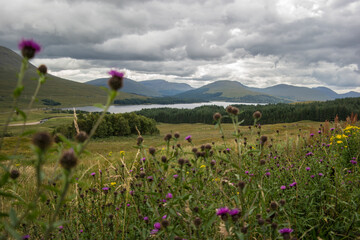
[140,79,194,96]
[0,46,144,111]
[86,78,161,97]
[175,80,287,103]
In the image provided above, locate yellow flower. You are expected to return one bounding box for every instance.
[120,151,125,156]
[337,140,343,144]
[110,182,116,186]
[108,151,112,156]
[15,164,20,167]
[186,171,189,174]
[237,192,240,195]
[200,165,206,168]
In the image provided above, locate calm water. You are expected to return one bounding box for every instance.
[67,102,264,113]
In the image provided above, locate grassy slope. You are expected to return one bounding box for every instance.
[0,46,145,111]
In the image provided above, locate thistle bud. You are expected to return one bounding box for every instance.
[148,147,156,156]
[10,169,20,179]
[75,131,88,143]
[213,112,222,121]
[32,132,53,151]
[60,149,78,170]
[18,39,41,59]
[37,64,47,74]
[253,111,262,120]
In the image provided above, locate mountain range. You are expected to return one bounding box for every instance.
[1,45,360,110]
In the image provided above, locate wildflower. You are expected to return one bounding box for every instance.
[110,182,116,186]
[144,216,149,222]
[102,187,109,192]
[318,173,324,176]
[311,175,315,178]
[310,133,314,137]
[59,226,63,230]
[108,70,124,90]
[173,174,179,179]
[281,185,286,190]
[216,207,230,221]
[147,176,153,182]
[200,165,206,168]
[350,160,357,165]
[154,222,161,229]
[306,167,310,171]
[279,228,293,240]
[19,39,41,59]
[59,149,78,170]
[32,132,53,151]
[289,182,297,187]
[185,135,192,142]
[166,193,173,199]
[22,235,30,239]
[80,229,83,233]
[306,152,314,156]
[162,215,167,219]
[265,172,271,176]
[91,172,96,176]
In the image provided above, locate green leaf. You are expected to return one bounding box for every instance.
[0,171,10,188]
[3,222,21,240]
[21,129,37,137]
[15,108,27,121]
[93,103,105,110]
[13,85,24,98]
[0,191,21,201]
[9,208,18,226]
[0,212,9,217]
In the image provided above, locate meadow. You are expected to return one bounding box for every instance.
[0,39,360,240]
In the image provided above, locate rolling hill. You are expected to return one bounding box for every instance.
[85,78,162,97]
[174,80,287,103]
[0,46,144,110]
[139,79,194,96]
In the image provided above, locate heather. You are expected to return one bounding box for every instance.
[0,39,360,240]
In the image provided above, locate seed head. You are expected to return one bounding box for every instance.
[260,135,268,145]
[226,105,233,114]
[237,181,246,190]
[161,219,169,228]
[231,106,239,115]
[178,158,185,166]
[161,156,167,163]
[174,132,180,138]
[59,149,78,170]
[32,132,53,151]
[107,70,124,90]
[279,199,286,206]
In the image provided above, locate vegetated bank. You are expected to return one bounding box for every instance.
[135,97,360,124]
[55,112,159,138]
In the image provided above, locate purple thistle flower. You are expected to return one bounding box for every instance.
[289,182,297,187]
[18,39,41,59]
[265,172,271,176]
[22,235,30,239]
[173,174,179,179]
[102,187,109,191]
[150,229,159,235]
[162,215,167,219]
[311,175,315,178]
[80,229,83,233]
[306,152,314,156]
[229,208,240,216]
[59,226,63,230]
[108,70,124,78]
[281,185,286,190]
[166,193,173,199]
[216,207,230,216]
[185,135,192,142]
[310,133,314,137]
[318,173,324,176]
[147,176,153,181]
[245,170,249,174]
[154,222,161,229]
[350,160,357,165]
[144,216,149,221]
[306,167,310,171]
[279,228,293,234]
[330,128,335,131]
[91,172,96,176]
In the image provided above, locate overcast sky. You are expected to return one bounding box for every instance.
[1,0,360,93]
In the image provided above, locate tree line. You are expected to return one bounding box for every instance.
[55,112,159,138]
[135,97,360,125]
